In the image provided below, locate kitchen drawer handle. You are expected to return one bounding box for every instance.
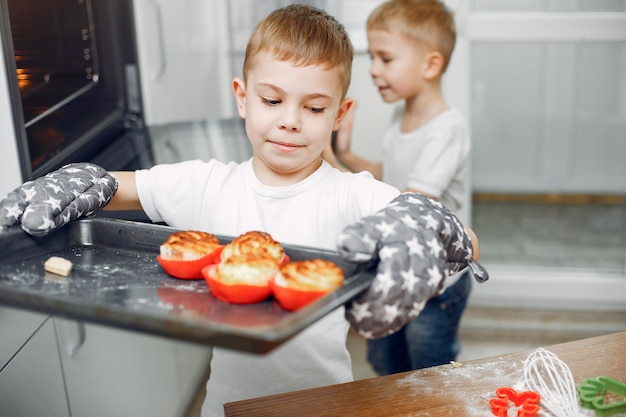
[55,318,86,358]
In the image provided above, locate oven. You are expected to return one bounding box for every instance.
[0,0,241,199]
[0,1,251,414]
[0,0,151,185]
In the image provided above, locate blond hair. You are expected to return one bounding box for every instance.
[367,0,456,72]
[243,4,354,97]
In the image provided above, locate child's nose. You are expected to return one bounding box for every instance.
[278,107,301,131]
[369,61,380,78]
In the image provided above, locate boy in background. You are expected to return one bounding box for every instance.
[0,4,486,416]
[324,0,473,375]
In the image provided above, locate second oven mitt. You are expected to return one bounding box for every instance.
[337,192,489,339]
[0,163,118,237]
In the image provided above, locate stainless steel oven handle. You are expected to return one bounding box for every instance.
[54,318,86,358]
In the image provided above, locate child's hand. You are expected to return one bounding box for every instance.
[0,163,118,236]
[337,192,489,339]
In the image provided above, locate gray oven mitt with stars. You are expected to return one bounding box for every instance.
[337,192,489,339]
[0,163,118,237]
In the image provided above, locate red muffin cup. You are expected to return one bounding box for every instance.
[202,264,273,304]
[271,278,329,311]
[157,246,224,279]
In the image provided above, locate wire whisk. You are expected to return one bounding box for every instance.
[523,348,583,417]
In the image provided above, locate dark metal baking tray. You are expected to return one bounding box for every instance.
[0,218,374,353]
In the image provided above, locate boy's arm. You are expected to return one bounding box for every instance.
[104,171,142,211]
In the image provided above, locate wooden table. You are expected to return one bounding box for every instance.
[224,331,626,416]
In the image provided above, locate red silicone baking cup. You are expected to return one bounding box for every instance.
[202,264,273,304]
[271,278,329,311]
[157,246,224,279]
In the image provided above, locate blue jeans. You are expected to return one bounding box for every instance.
[367,271,472,375]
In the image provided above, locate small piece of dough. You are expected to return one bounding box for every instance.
[44,256,73,277]
[450,360,464,368]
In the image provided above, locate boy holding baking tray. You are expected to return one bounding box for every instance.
[0,4,488,416]
[324,0,474,375]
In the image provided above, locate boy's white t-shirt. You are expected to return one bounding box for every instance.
[382,106,471,223]
[135,158,400,417]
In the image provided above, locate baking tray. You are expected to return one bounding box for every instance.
[0,218,375,353]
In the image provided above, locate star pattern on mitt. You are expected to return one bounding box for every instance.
[0,162,118,236]
[338,192,489,339]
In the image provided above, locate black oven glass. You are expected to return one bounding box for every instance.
[11,0,99,127]
[1,0,144,179]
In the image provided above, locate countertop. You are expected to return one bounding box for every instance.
[224,331,626,417]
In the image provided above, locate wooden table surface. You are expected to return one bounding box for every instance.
[224,331,626,417]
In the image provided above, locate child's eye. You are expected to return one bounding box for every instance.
[308,107,325,114]
[261,97,280,106]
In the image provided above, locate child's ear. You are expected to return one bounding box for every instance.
[423,51,445,80]
[232,78,247,118]
[333,97,355,131]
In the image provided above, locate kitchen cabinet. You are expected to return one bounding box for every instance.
[57,318,211,417]
[0,307,211,417]
[133,0,234,125]
[0,306,49,369]
[446,4,626,195]
[0,310,70,417]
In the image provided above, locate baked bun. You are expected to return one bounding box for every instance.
[160,231,220,261]
[205,254,278,304]
[215,254,279,286]
[221,231,284,264]
[272,259,344,311]
[276,259,344,292]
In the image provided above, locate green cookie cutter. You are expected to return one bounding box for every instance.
[577,376,626,417]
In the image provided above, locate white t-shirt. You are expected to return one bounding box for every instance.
[382,106,471,223]
[135,158,400,416]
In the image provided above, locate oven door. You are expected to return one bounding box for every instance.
[0,0,147,182]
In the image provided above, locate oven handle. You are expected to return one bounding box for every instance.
[144,0,166,81]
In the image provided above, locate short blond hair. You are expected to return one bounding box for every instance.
[367,0,456,72]
[243,4,354,98]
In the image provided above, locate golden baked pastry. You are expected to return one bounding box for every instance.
[214,254,280,286]
[220,231,285,264]
[159,230,221,261]
[275,259,344,292]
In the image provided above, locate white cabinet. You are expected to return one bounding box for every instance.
[132,0,234,125]
[445,5,626,195]
[56,319,211,417]
[0,307,211,417]
[0,311,70,417]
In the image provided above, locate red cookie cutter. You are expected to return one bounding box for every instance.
[577,376,626,417]
[489,387,541,417]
